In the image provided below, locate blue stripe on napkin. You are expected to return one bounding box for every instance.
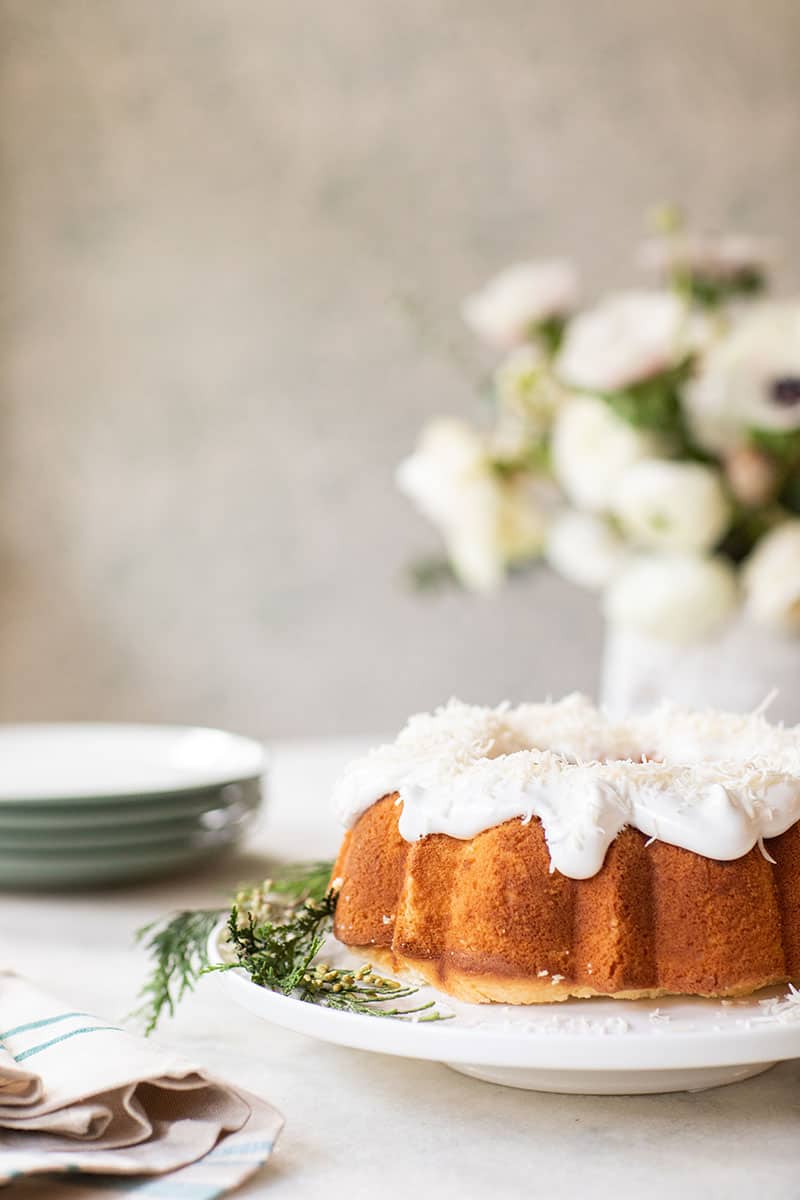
[132,1181,227,1198]
[14,1026,122,1063]
[204,1139,275,1160]
[0,1012,93,1041]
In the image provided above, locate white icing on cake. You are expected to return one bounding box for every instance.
[332,695,800,879]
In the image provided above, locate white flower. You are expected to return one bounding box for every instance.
[638,233,773,283]
[612,459,730,552]
[493,344,564,432]
[551,396,659,512]
[461,260,578,349]
[604,554,739,642]
[546,510,628,590]
[685,303,800,453]
[742,521,800,633]
[396,418,545,591]
[397,419,500,590]
[556,290,694,392]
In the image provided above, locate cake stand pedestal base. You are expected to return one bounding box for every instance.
[446,1060,775,1094]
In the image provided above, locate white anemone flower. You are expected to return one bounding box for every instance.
[461,260,578,349]
[612,459,731,553]
[686,302,800,453]
[545,510,628,590]
[397,418,545,591]
[551,396,660,513]
[604,553,739,642]
[556,290,695,393]
[742,521,800,633]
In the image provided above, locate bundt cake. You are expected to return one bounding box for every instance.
[330,695,800,1003]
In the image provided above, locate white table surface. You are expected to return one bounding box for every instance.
[3,737,800,1199]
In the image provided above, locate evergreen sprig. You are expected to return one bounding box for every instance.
[263,860,336,904]
[215,896,446,1020]
[135,908,222,1035]
[136,861,451,1031]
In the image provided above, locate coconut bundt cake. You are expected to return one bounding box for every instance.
[330,695,800,1003]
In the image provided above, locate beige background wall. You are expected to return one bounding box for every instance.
[0,1,798,738]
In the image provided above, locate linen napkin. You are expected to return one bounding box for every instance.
[0,971,283,1197]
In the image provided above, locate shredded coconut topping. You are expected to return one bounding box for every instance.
[746,983,800,1025]
[333,695,800,880]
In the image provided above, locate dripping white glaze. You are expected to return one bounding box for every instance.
[332,694,800,879]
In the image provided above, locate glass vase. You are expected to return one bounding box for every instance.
[601,616,800,724]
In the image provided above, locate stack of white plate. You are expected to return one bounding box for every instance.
[0,724,266,888]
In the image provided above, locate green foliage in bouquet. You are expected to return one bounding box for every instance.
[684,266,765,309]
[601,360,694,440]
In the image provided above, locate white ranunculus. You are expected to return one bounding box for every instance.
[461,260,578,349]
[604,553,739,642]
[546,510,628,590]
[742,521,800,633]
[396,418,544,591]
[612,459,730,552]
[555,290,693,392]
[493,344,564,431]
[685,303,800,453]
[638,233,773,283]
[397,419,485,530]
[551,396,659,512]
[397,419,500,590]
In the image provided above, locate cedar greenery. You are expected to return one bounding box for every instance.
[136,909,222,1035]
[136,861,451,1032]
[263,860,335,903]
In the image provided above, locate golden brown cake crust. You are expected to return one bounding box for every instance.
[331,794,796,1004]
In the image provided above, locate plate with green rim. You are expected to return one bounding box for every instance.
[0,723,265,803]
[0,723,266,888]
[0,840,239,888]
[0,807,257,851]
[0,779,262,831]
[0,823,239,856]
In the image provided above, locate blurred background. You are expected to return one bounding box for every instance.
[1,0,798,738]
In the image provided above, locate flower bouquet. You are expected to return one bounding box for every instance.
[399,210,800,715]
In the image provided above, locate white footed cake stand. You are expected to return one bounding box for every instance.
[209,927,800,1095]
